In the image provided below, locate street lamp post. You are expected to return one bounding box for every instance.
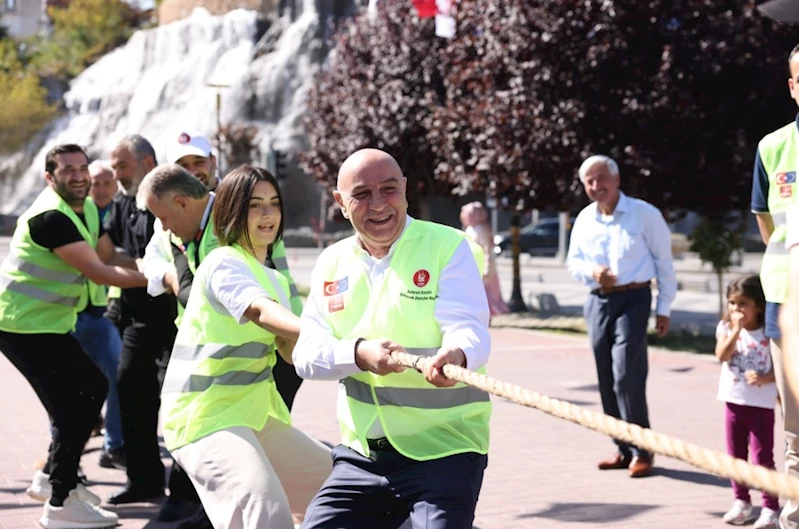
[206,83,230,180]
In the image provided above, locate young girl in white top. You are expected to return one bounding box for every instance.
[716,275,779,528]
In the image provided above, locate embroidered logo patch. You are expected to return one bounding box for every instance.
[777,172,797,184]
[323,277,349,296]
[413,269,430,288]
[328,295,344,313]
[780,185,793,198]
[178,132,191,144]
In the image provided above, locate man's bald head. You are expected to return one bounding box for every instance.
[333,148,408,259]
[336,149,403,193]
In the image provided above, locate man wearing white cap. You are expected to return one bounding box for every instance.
[167,132,219,191]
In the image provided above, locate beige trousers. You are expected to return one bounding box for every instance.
[771,338,799,528]
[172,420,332,529]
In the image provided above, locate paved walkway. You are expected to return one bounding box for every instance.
[0,328,787,528]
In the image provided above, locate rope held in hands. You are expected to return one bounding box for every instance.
[391,350,799,503]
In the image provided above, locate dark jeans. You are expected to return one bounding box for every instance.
[0,330,107,502]
[116,320,175,489]
[585,287,652,459]
[301,444,487,529]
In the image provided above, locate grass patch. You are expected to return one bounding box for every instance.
[489,311,716,355]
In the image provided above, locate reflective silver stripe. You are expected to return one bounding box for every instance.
[288,283,299,298]
[262,267,291,310]
[765,240,789,256]
[0,274,81,307]
[343,377,489,409]
[170,342,271,361]
[772,211,788,225]
[162,366,272,394]
[272,256,288,269]
[5,253,82,285]
[404,347,439,357]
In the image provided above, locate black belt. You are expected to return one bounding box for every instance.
[367,437,394,451]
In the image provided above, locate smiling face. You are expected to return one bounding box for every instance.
[581,160,620,210]
[47,152,90,208]
[176,154,217,190]
[246,180,282,255]
[334,149,407,258]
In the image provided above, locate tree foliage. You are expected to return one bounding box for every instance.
[434,0,799,219]
[300,1,452,218]
[690,218,743,316]
[32,0,136,78]
[0,69,57,153]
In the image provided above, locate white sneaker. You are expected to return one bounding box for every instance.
[27,470,101,506]
[39,489,118,529]
[754,507,780,529]
[723,499,756,525]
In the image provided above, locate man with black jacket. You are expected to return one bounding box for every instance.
[105,135,177,504]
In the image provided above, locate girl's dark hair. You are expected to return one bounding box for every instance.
[724,275,766,325]
[212,164,284,253]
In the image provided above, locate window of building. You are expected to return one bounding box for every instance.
[4,0,16,11]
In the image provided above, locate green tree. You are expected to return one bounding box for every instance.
[690,218,743,318]
[32,0,136,78]
[0,68,57,152]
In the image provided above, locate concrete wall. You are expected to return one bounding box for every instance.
[1,0,44,39]
[158,0,276,24]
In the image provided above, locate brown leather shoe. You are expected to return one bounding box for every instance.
[597,453,631,470]
[628,456,654,478]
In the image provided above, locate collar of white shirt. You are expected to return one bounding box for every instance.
[594,190,629,219]
[349,215,414,262]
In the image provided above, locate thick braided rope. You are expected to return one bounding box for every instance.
[391,351,799,502]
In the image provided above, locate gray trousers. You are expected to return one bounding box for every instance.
[585,287,652,459]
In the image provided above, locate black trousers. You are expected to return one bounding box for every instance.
[0,330,107,502]
[116,320,176,489]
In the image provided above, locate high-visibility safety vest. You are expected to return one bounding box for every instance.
[0,187,101,334]
[315,219,491,460]
[757,122,799,303]
[160,244,293,451]
[85,197,108,308]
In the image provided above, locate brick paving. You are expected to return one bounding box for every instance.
[0,327,787,528]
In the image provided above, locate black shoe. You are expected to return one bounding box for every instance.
[107,483,164,505]
[98,448,127,470]
[175,505,213,529]
[157,497,200,522]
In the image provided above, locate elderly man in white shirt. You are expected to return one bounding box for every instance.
[294,148,491,529]
[567,154,677,479]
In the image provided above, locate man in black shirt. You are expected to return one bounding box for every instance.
[0,144,146,528]
[105,135,177,504]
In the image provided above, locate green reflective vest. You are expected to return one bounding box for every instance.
[757,122,799,303]
[85,197,108,307]
[314,219,491,461]
[0,187,100,334]
[161,244,293,451]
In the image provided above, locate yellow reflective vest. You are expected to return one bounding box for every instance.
[161,244,293,450]
[0,187,101,334]
[313,219,491,460]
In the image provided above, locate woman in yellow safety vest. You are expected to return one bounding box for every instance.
[160,165,331,529]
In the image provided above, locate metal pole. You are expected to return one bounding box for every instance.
[216,92,222,180]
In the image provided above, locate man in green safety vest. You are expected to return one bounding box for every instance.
[0,144,147,528]
[294,148,492,529]
[751,42,799,529]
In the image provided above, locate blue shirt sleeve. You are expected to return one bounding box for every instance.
[751,149,769,213]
